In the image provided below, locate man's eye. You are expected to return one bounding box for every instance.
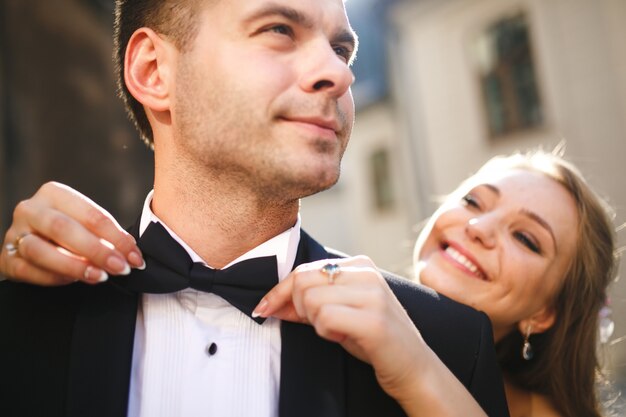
[267,24,293,37]
[333,45,352,63]
[513,231,541,254]
[462,194,480,209]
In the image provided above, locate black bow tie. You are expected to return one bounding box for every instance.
[116,222,278,324]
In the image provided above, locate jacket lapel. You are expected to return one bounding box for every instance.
[279,231,346,417]
[66,219,142,417]
[66,283,139,417]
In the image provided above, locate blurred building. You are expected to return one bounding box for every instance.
[0,0,154,231]
[302,0,626,393]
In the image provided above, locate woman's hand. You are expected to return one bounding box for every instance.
[255,256,424,396]
[253,256,488,416]
[1,181,144,285]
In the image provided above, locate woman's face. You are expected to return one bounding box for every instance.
[415,169,579,341]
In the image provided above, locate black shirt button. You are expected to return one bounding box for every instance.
[206,342,218,356]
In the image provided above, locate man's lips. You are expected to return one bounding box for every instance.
[280,116,341,133]
[440,242,488,280]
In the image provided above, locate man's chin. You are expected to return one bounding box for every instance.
[299,182,336,199]
[276,170,341,201]
[308,170,341,194]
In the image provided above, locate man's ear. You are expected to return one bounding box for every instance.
[124,27,175,112]
[518,305,557,335]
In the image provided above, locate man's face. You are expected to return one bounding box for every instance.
[169,0,356,201]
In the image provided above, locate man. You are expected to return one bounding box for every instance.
[0,0,509,416]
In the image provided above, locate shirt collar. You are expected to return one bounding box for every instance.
[138,190,301,281]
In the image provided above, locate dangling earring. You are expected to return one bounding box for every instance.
[522,324,534,360]
[599,296,615,344]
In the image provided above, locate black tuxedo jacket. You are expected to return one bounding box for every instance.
[0,229,509,417]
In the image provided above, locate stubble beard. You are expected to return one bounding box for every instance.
[173,62,350,205]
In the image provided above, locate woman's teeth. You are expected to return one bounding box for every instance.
[444,246,485,279]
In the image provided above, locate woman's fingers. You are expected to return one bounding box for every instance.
[8,233,109,284]
[29,182,142,269]
[5,251,83,286]
[253,256,394,348]
[253,271,301,322]
[19,203,132,276]
[253,257,379,322]
[1,181,143,285]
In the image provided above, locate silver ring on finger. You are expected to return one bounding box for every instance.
[5,233,30,257]
[320,263,341,285]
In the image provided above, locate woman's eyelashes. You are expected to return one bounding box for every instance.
[513,231,542,254]
[462,193,481,209]
[462,192,543,255]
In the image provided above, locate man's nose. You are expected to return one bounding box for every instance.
[465,216,497,249]
[298,41,354,98]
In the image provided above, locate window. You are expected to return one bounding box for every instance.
[370,148,394,212]
[471,12,544,138]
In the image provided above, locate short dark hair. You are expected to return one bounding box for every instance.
[113,0,203,146]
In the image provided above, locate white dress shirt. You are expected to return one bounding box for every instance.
[127,191,301,417]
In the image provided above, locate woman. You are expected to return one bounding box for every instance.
[1,150,617,416]
[414,151,616,417]
[259,150,617,417]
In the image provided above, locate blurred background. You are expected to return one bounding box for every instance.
[2,0,625,399]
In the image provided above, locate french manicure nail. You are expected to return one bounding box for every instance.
[252,299,268,318]
[128,250,145,269]
[84,266,108,283]
[96,270,109,282]
[107,255,131,275]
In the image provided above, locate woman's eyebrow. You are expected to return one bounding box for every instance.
[476,183,501,196]
[520,209,557,252]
